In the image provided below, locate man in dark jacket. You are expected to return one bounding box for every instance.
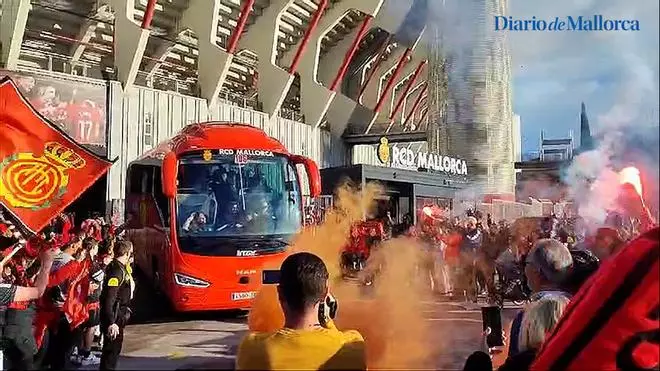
[99,241,134,370]
[460,217,483,303]
[0,247,56,370]
[210,168,236,227]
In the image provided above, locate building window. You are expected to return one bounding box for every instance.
[144,113,153,147]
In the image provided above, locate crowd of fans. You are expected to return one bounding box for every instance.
[404,209,646,307]
[0,202,655,371]
[237,208,657,370]
[0,211,133,370]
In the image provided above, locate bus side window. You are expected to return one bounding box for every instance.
[141,167,153,193]
[153,169,170,227]
[129,164,153,194]
[128,165,143,194]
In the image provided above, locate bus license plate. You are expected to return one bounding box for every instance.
[231,291,257,301]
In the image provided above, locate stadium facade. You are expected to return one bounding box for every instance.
[0,0,513,223]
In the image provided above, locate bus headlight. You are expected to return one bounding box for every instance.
[174,273,210,288]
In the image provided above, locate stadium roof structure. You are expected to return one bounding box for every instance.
[1,0,433,141]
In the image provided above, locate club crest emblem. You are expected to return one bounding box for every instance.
[0,142,86,210]
[377,137,390,164]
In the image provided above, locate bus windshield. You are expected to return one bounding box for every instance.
[175,150,302,254]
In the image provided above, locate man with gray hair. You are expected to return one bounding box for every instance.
[508,238,573,356]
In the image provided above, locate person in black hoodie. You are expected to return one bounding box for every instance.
[99,241,134,370]
[459,217,483,303]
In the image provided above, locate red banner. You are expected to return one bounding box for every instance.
[532,228,660,370]
[0,70,107,155]
[0,77,113,234]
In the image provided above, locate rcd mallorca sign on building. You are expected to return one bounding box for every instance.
[376,137,468,175]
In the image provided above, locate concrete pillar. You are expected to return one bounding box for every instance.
[280,0,384,127]
[362,28,425,108]
[113,0,151,90]
[71,5,113,64]
[317,26,360,86]
[377,51,426,122]
[179,0,233,108]
[358,22,424,133]
[326,93,358,137]
[402,85,427,130]
[239,0,298,122]
[373,0,415,34]
[0,0,30,70]
[399,81,425,126]
[361,47,408,108]
[386,78,425,132]
[143,37,179,79]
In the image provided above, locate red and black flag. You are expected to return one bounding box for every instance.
[0,77,113,234]
[532,228,659,370]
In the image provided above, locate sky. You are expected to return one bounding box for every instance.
[507,0,660,153]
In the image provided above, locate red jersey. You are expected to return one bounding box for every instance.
[443,232,462,265]
[81,219,103,241]
[66,100,104,145]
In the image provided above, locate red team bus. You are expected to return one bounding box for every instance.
[124,122,321,311]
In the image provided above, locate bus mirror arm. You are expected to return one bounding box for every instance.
[290,155,321,198]
[162,152,178,198]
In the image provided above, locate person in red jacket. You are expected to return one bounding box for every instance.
[37,236,88,370]
[443,227,463,298]
[81,218,103,242]
[72,237,103,366]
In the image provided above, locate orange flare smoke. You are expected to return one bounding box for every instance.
[248,183,435,369]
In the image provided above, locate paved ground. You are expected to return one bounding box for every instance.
[79,296,519,370]
[78,274,520,370]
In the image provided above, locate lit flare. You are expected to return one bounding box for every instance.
[619,167,643,197]
[422,206,433,217]
[618,166,656,230]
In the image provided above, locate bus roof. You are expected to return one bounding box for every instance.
[133,122,289,164]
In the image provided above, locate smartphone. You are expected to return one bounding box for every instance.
[481,305,504,348]
[262,269,280,284]
[318,294,338,326]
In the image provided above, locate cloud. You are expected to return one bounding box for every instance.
[507,0,659,152]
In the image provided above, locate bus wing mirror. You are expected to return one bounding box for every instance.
[162,152,178,198]
[291,155,321,198]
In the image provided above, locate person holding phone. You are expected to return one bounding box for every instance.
[237,252,366,370]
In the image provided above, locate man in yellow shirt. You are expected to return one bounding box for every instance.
[236,252,366,370]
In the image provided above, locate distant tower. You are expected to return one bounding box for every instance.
[436,0,515,194]
[580,102,594,151]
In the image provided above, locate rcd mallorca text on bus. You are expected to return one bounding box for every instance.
[391,146,468,175]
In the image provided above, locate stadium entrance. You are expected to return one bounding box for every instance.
[64,174,108,226]
[321,164,463,231]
